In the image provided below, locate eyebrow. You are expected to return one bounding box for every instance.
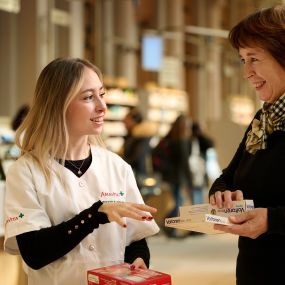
[80,86,105,94]
[239,52,257,58]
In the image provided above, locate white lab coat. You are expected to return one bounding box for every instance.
[4,146,159,285]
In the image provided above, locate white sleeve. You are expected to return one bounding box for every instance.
[124,165,160,245]
[4,159,51,255]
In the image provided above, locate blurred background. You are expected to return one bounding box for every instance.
[0,0,282,284]
[1,0,280,164]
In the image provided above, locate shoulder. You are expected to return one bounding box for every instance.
[7,153,35,175]
[5,153,42,188]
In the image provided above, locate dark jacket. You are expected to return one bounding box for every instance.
[123,121,156,177]
[152,136,192,187]
[209,110,285,282]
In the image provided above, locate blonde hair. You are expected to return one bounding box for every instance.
[16,58,104,184]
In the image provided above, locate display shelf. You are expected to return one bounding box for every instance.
[103,87,139,153]
[138,87,188,138]
[105,88,138,106]
[148,108,179,124]
[103,121,126,137]
[105,105,130,121]
[103,86,188,152]
[104,137,125,153]
[148,88,188,111]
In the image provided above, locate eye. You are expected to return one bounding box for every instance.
[250,57,258,63]
[240,57,258,65]
[84,94,94,101]
[99,92,105,98]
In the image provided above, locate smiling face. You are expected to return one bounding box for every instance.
[66,67,107,140]
[240,46,285,103]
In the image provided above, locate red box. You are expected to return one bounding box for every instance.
[87,263,171,285]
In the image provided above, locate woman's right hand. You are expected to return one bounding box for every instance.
[98,202,157,227]
[209,190,244,208]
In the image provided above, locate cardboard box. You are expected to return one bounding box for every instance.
[87,263,171,285]
[179,200,254,217]
[165,200,254,234]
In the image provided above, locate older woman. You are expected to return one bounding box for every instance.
[209,5,285,285]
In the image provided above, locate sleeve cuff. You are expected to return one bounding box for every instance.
[92,200,110,225]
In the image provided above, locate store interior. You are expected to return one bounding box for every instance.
[0,0,282,284]
[1,0,276,164]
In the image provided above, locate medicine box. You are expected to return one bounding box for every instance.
[165,200,254,234]
[87,263,171,285]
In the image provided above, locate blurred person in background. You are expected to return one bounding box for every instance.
[0,104,30,147]
[4,58,159,285]
[11,104,30,132]
[189,122,214,204]
[209,5,285,285]
[121,107,156,191]
[152,114,192,238]
[4,104,30,160]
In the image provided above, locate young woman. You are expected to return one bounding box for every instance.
[4,58,159,285]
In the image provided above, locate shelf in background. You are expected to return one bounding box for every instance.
[105,88,138,106]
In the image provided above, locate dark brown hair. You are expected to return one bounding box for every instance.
[167,114,191,140]
[229,5,285,67]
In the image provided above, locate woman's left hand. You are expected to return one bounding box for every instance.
[130,257,147,270]
[98,202,156,228]
[214,208,268,239]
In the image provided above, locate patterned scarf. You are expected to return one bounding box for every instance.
[246,94,285,154]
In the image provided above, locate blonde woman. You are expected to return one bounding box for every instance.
[4,58,159,285]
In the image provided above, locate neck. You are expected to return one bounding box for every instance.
[66,137,90,160]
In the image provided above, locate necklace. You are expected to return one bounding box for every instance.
[66,158,86,175]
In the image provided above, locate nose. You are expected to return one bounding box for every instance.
[95,97,107,112]
[243,62,255,79]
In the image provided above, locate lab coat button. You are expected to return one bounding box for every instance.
[79,181,84,187]
[89,244,95,251]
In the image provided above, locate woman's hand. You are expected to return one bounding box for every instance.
[98,202,157,227]
[214,208,268,239]
[209,190,244,208]
[130,257,147,270]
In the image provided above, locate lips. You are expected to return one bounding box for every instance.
[253,81,266,89]
[90,116,104,123]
